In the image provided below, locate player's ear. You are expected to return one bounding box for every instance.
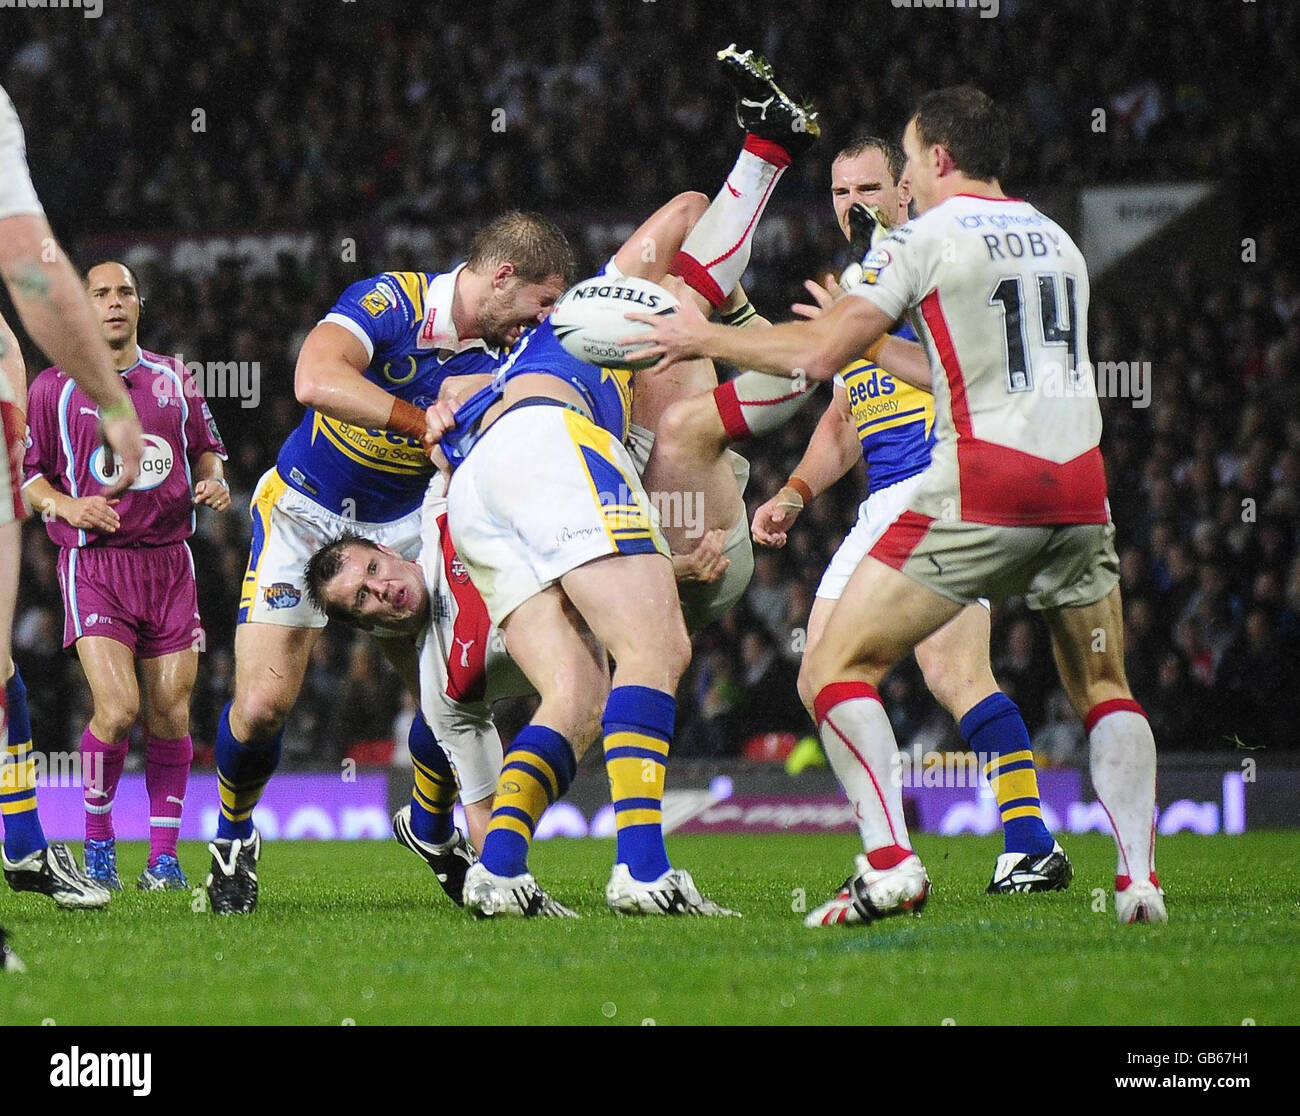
[492,261,517,289]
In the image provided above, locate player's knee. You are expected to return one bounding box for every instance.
[147,700,191,741]
[233,687,292,743]
[675,190,710,234]
[656,393,719,458]
[94,698,139,744]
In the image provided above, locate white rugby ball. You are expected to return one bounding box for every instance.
[551,275,679,370]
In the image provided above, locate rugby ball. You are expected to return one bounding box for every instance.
[551,275,680,370]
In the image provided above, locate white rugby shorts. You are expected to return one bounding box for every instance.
[238,468,423,628]
[447,403,668,625]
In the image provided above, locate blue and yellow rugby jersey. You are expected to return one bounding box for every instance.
[276,267,502,521]
[835,320,935,495]
[442,317,633,468]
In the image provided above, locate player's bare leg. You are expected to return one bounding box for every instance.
[1043,586,1162,923]
[915,605,1070,893]
[460,585,606,917]
[138,648,198,889]
[612,191,709,284]
[800,557,961,927]
[206,621,320,914]
[561,553,736,915]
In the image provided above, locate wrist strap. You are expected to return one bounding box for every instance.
[863,336,886,364]
[388,398,427,440]
[719,300,758,329]
[785,475,814,506]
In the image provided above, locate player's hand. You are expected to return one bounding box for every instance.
[673,528,730,584]
[422,399,459,457]
[63,495,121,533]
[750,487,805,548]
[193,477,231,511]
[791,277,842,321]
[97,401,143,497]
[621,296,712,373]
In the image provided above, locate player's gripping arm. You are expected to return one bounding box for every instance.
[751,385,861,548]
[626,288,929,388]
[0,218,142,493]
[294,322,429,441]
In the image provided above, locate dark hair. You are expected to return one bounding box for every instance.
[466,211,575,284]
[303,531,382,625]
[834,133,906,184]
[910,85,1009,182]
[85,259,142,295]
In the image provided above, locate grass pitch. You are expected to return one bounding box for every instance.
[1,833,1297,1026]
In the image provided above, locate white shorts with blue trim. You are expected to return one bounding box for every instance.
[447,403,669,625]
[239,467,423,628]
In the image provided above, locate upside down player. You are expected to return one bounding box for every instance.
[748,135,1071,906]
[420,46,819,919]
[632,87,1165,926]
[208,214,572,914]
[23,261,230,893]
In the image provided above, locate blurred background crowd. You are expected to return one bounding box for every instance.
[4,0,1297,769]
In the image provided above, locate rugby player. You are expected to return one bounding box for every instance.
[302,499,730,902]
[424,46,818,919]
[207,213,573,913]
[629,87,1164,925]
[23,262,229,892]
[1,82,143,918]
[748,136,1071,900]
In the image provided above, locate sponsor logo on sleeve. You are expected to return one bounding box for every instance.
[360,285,394,318]
[861,247,892,286]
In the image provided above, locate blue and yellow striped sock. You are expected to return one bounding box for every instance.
[479,725,575,878]
[603,685,673,882]
[215,701,282,842]
[962,692,1054,856]
[407,712,457,844]
[2,667,47,861]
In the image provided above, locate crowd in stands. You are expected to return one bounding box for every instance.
[5,0,1296,766]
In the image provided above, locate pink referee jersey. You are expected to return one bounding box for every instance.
[23,347,227,547]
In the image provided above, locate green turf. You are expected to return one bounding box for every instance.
[1,833,1297,1025]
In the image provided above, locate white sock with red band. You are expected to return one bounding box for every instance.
[814,681,913,868]
[670,135,791,308]
[713,371,819,442]
[1086,698,1158,887]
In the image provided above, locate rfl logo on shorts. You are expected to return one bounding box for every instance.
[263,583,302,610]
[90,434,174,491]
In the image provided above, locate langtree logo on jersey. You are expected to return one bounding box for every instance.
[90,434,173,491]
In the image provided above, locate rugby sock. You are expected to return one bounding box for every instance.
[713,371,818,442]
[2,668,47,860]
[478,725,575,878]
[962,692,1055,856]
[80,727,127,844]
[215,701,282,842]
[1086,699,1158,887]
[814,682,913,868]
[407,712,457,845]
[603,685,673,882]
[669,135,790,308]
[145,734,192,864]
